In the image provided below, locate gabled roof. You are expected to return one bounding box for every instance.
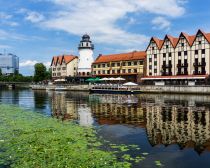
[147,29,210,50]
[93,51,146,64]
[51,55,78,66]
[164,35,179,48]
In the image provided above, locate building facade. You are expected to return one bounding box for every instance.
[142,30,210,85]
[51,55,78,79]
[0,53,19,75]
[77,34,94,76]
[92,51,146,82]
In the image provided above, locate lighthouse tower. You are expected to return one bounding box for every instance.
[77,34,94,76]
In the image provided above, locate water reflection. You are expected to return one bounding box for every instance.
[50,92,210,154]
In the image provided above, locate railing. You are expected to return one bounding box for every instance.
[193,62,206,67]
[177,63,188,67]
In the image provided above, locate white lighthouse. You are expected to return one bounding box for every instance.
[77,34,94,76]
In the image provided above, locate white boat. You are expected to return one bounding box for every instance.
[54,86,67,91]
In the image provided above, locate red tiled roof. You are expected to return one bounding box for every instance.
[51,55,78,66]
[93,51,146,64]
[147,29,210,50]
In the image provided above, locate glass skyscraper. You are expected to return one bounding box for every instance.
[0,53,19,75]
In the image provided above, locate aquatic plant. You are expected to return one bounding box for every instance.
[0,105,127,168]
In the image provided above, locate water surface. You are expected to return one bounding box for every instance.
[0,89,210,168]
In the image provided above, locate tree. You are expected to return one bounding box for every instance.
[34,63,47,82]
[0,68,2,76]
[45,68,52,80]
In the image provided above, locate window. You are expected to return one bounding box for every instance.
[117,70,120,73]
[181,43,184,47]
[128,62,131,66]
[154,54,157,58]
[128,69,131,73]
[57,68,60,71]
[122,62,126,66]
[107,63,110,67]
[149,65,152,69]
[195,50,198,55]
[98,64,101,68]
[166,45,169,48]
[152,47,154,50]
[154,61,157,66]
[139,61,143,65]
[134,69,137,73]
[134,61,137,65]
[202,49,205,54]
[98,71,101,74]
[112,70,115,74]
[102,70,105,74]
[62,67,66,70]
[111,63,115,67]
[199,41,202,45]
[107,70,110,74]
[122,69,126,73]
[117,63,121,66]
[163,53,166,58]
[102,64,105,67]
[53,68,56,71]
[149,58,152,62]
[94,71,96,74]
[178,52,181,56]
[169,53,172,57]
[154,69,157,73]
[86,42,88,46]
[184,51,187,55]
[149,72,152,76]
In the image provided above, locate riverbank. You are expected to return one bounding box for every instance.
[31,84,210,95]
[0,104,133,168]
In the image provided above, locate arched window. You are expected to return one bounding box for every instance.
[82,72,85,76]
[87,72,90,75]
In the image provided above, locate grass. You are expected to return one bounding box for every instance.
[0,104,130,168]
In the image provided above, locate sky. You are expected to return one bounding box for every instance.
[0,0,210,75]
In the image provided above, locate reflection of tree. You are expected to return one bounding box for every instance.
[34,90,48,109]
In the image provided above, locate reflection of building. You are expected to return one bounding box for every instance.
[92,51,146,82]
[90,94,146,126]
[51,55,78,80]
[51,92,78,121]
[78,104,94,126]
[0,53,19,75]
[143,100,210,153]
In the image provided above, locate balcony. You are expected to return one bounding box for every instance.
[177,72,188,75]
[193,62,206,67]
[193,71,206,75]
[162,64,172,69]
[162,72,172,76]
[177,63,188,67]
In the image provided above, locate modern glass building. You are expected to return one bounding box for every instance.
[0,53,19,75]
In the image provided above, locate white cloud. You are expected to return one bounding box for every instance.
[40,0,186,49]
[20,60,51,68]
[25,11,45,23]
[0,44,12,49]
[0,12,12,19]
[152,17,171,30]
[18,8,45,23]
[0,29,27,41]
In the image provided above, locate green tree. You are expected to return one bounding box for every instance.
[34,63,47,82]
[0,68,2,76]
[45,68,52,80]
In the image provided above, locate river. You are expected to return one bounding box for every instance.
[0,88,210,168]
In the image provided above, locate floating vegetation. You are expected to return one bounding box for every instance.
[0,104,163,167]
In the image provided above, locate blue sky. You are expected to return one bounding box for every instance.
[0,0,210,75]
